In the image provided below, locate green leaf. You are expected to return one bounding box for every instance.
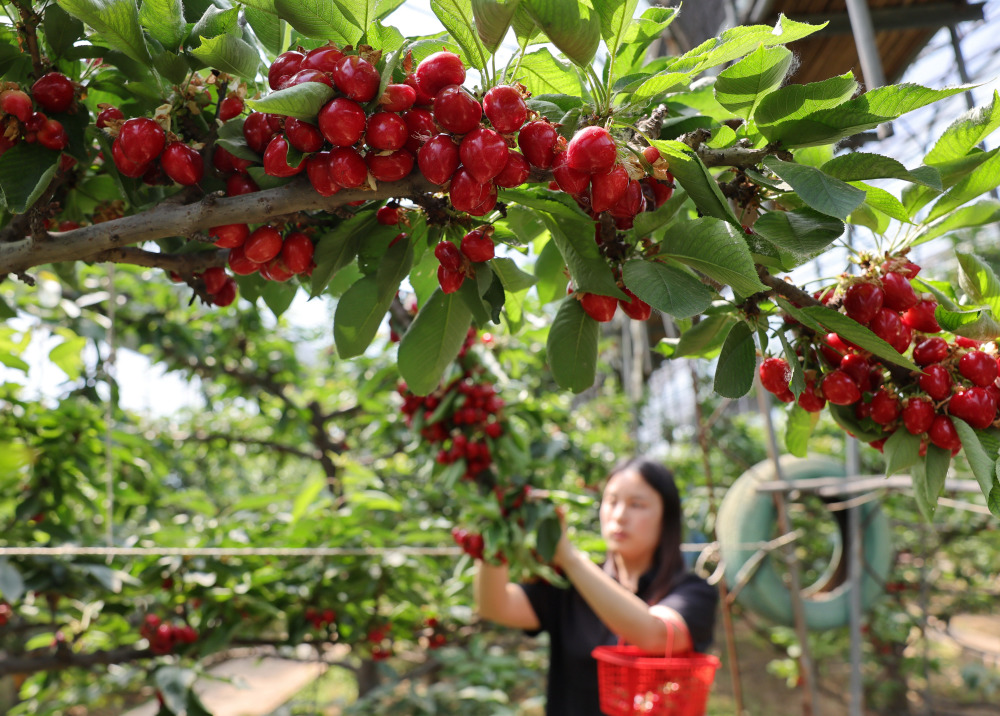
[713,321,755,398]
[820,152,942,190]
[752,208,845,270]
[934,306,1000,339]
[49,335,87,381]
[614,6,676,74]
[621,259,713,319]
[761,82,976,148]
[57,0,151,64]
[827,403,885,443]
[593,0,639,59]
[786,404,817,458]
[431,0,491,70]
[515,48,584,96]
[989,478,1000,518]
[190,33,262,81]
[398,290,473,395]
[851,182,911,223]
[334,277,389,358]
[956,252,1000,319]
[522,0,601,67]
[190,6,239,42]
[352,489,403,512]
[472,0,520,54]
[534,237,568,305]
[261,281,297,318]
[311,214,370,297]
[671,313,736,358]
[777,330,805,398]
[925,90,1000,166]
[152,46,191,84]
[273,0,356,43]
[926,147,1000,221]
[490,257,537,293]
[786,304,917,369]
[650,140,740,225]
[247,83,336,122]
[627,72,690,106]
[539,213,625,299]
[884,429,921,477]
[658,218,767,297]
[714,45,793,120]
[215,117,260,162]
[44,3,85,57]
[536,513,562,563]
[763,157,866,220]
[0,559,25,603]
[244,4,284,55]
[914,445,950,520]
[952,419,998,498]
[330,0,374,42]
[913,200,1000,247]
[755,72,858,137]
[546,298,598,393]
[0,143,59,215]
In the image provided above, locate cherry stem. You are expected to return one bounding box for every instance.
[11,0,44,78]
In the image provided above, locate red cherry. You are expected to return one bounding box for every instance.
[31,72,74,113]
[333,55,380,102]
[518,120,558,169]
[263,135,304,177]
[212,145,252,175]
[0,89,32,122]
[260,254,295,282]
[366,149,414,182]
[366,112,408,151]
[403,108,438,152]
[209,223,249,249]
[919,364,953,401]
[590,164,629,213]
[417,134,460,185]
[552,151,590,195]
[437,264,465,294]
[642,176,674,208]
[460,227,494,263]
[415,51,466,97]
[881,272,917,311]
[95,105,124,129]
[870,388,901,425]
[405,72,435,106]
[483,85,528,134]
[379,83,417,112]
[301,45,344,73]
[902,397,935,434]
[218,95,244,121]
[839,353,872,392]
[36,118,68,151]
[958,350,998,387]
[610,180,646,219]
[268,50,304,90]
[24,110,46,133]
[868,308,905,348]
[956,336,982,348]
[243,111,278,154]
[948,386,997,429]
[449,167,492,213]
[285,118,324,153]
[929,415,962,451]
[328,147,367,188]
[283,70,328,89]
[0,134,16,159]
[244,225,283,263]
[377,205,400,225]
[281,231,314,274]
[579,293,618,322]
[913,336,949,366]
[843,282,884,325]
[119,117,165,165]
[759,357,791,395]
[228,243,259,275]
[202,266,228,294]
[161,142,203,185]
[433,85,482,135]
[566,126,617,174]
[494,150,530,188]
[797,380,826,413]
[434,241,464,272]
[902,300,941,333]
[111,136,149,178]
[318,97,367,147]
[819,332,850,367]
[820,369,861,405]
[306,151,339,196]
[619,288,651,321]
[226,173,259,196]
[459,128,508,183]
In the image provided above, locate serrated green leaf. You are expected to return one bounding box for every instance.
[614,6,676,75]
[925,90,1000,166]
[310,214,371,296]
[914,199,1000,247]
[534,237,567,305]
[851,182,911,223]
[956,252,1000,319]
[827,403,885,443]
[764,157,866,220]
[714,45,792,120]
[522,0,601,67]
[777,330,805,397]
[244,4,284,55]
[905,149,998,216]
[884,429,921,476]
[44,3,85,57]
[793,305,917,369]
[398,290,473,395]
[0,143,59,214]
[515,48,584,96]
[755,72,858,136]
[57,0,151,64]
[431,0,491,70]
[786,404,817,458]
[713,321,755,398]
[490,257,537,292]
[334,275,390,358]
[628,72,690,106]
[190,6,239,42]
[621,259,713,319]
[247,82,335,121]
[190,33,262,81]
[753,207,845,270]
[261,280,297,319]
[539,213,625,299]
[952,419,999,498]
[546,298,598,393]
[593,0,639,59]
[472,0,520,53]
[934,306,1000,339]
[650,140,741,225]
[820,152,942,190]
[273,0,356,43]
[926,148,1000,221]
[49,336,87,381]
[914,445,950,520]
[672,313,736,358]
[658,218,767,297]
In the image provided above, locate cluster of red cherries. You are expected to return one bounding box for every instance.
[102,106,208,186]
[0,73,74,154]
[140,614,198,655]
[433,225,496,294]
[367,622,393,661]
[760,254,1000,454]
[304,606,337,631]
[0,600,11,626]
[450,526,486,560]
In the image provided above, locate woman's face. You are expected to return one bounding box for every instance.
[599,468,663,565]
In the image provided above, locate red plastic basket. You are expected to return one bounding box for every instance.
[592,624,720,716]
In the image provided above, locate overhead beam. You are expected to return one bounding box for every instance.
[789,3,985,36]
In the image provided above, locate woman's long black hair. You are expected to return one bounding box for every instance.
[602,457,685,605]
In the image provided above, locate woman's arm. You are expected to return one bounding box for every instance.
[555,541,692,654]
[473,561,542,631]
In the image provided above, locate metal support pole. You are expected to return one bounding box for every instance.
[846,438,865,716]
[845,0,893,139]
[755,380,821,716]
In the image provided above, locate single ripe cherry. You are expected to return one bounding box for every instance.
[301,45,344,74]
[328,147,368,188]
[119,117,166,166]
[226,173,259,196]
[0,89,32,122]
[213,277,238,307]
[902,300,941,333]
[437,265,465,294]
[333,55,380,102]
[797,380,827,413]
[31,72,74,113]
[318,97,367,147]
[379,83,417,113]
[843,282,884,325]
[610,179,646,219]
[403,108,438,153]
[218,95,244,121]
[870,388,901,425]
[881,271,918,311]
[209,223,250,249]
[619,288,652,321]
[590,164,629,213]
[579,293,618,322]
[306,151,339,196]
[948,386,997,429]
[566,126,617,174]
[263,135,305,177]
[433,85,482,135]
[417,134,460,185]
[244,225,284,263]
[281,231,315,274]
[449,168,492,213]
[366,112,409,151]
[459,128,508,183]
[405,72,435,106]
[495,150,530,188]
[285,118,324,153]
[36,118,68,151]
[111,136,149,178]
[553,151,591,195]
[202,266,228,294]
[820,369,861,405]
[96,105,124,129]
[919,363,953,401]
[518,120,559,169]
[839,353,872,392]
[161,141,204,185]
[902,397,935,434]
[460,227,494,263]
[268,50,304,90]
[868,308,906,349]
[434,241,464,272]
[928,415,962,451]
[415,51,466,98]
[483,85,528,134]
[913,336,949,366]
[366,149,414,182]
[759,357,791,395]
[228,243,260,275]
[242,111,279,154]
[281,68,335,89]
[959,350,998,387]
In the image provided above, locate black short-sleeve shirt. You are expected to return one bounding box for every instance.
[520,569,718,716]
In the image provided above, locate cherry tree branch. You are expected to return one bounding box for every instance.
[0,645,152,677]
[85,246,226,273]
[11,0,44,78]
[756,266,823,308]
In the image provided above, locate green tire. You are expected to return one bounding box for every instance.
[717,455,892,630]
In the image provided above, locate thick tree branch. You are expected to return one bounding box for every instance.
[171,430,322,460]
[11,0,44,77]
[756,266,822,308]
[0,645,151,677]
[85,246,225,272]
[699,144,792,168]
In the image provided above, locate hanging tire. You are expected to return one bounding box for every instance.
[716,455,893,631]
